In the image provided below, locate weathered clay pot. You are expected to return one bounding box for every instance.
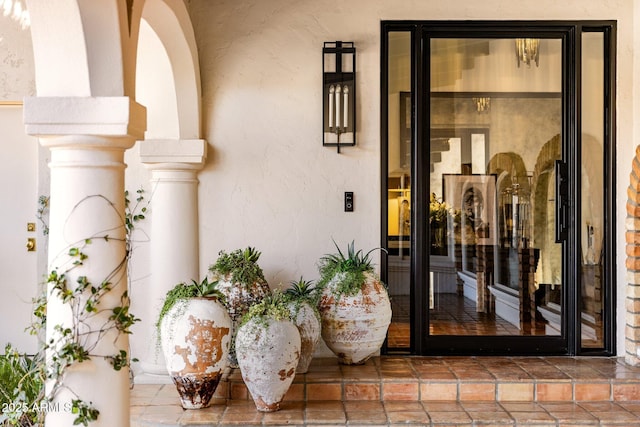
[235,317,301,412]
[287,301,321,374]
[160,297,231,409]
[215,275,271,366]
[318,271,392,365]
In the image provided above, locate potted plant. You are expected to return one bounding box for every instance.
[284,277,321,374]
[208,247,271,366]
[158,278,231,409]
[235,291,301,412]
[316,240,392,365]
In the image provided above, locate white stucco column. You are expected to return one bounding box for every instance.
[24,96,145,427]
[137,139,207,379]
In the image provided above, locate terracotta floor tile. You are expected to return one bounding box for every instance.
[307,383,342,400]
[421,401,465,412]
[613,383,640,400]
[344,400,384,412]
[497,382,534,401]
[618,401,640,412]
[460,402,504,411]
[549,412,598,424]
[261,407,305,425]
[219,410,264,424]
[137,411,182,424]
[224,399,259,412]
[452,368,496,380]
[305,410,347,423]
[341,366,380,380]
[427,410,472,424]
[229,382,249,400]
[132,384,162,397]
[541,402,599,424]
[574,382,611,401]
[131,355,640,426]
[384,401,425,412]
[508,410,556,423]
[387,409,429,423]
[345,410,388,424]
[344,383,380,400]
[589,410,640,423]
[539,402,586,412]
[416,369,457,380]
[305,372,343,382]
[578,401,621,411]
[283,382,305,401]
[536,382,573,401]
[382,382,420,400]
[499,401,544,412]
[463,410,513,424]
[179,406,225,423]
[459,382,496,401]
[421,382,458,401]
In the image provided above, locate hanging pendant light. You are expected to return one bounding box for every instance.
[515,38,540,67]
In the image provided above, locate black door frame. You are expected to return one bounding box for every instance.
[380,20,616,356]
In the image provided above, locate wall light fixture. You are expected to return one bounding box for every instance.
[323,41,355,153]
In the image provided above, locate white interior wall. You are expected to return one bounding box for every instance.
[0,106,39,354]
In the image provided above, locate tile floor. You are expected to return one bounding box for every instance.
[132,356,640,426]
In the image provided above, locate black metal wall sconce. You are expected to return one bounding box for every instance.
[323,41,355,153]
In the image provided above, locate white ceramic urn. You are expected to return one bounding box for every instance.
[318,271,392,365]
[235,317,301,412]
[160,297,232,409]
[287,301,321,374]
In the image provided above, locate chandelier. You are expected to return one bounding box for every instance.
[515,38,540,68]
[472,97,490,113]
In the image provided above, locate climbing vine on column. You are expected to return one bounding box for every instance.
[26,189,147,426]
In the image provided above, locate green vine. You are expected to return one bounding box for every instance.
[18,189,148,426]
[208,247,265,286]
[36,195,50,236]
[317,240,387,298]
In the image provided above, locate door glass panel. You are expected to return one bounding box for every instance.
[387,31,411,349]
[428,38,564,337]
[581,32,605,349]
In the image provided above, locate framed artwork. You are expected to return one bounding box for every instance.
[443,173,498,249]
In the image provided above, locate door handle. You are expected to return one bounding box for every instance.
[26,238,36,252]
[555,160,568,243]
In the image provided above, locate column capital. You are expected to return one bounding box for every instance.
[23,96,147,141]
[140,138,207,170]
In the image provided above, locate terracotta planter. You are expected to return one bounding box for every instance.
[235,317,301,412]
[318,271,392,365]
[287,301,321,374]
[160,297,231,409]
[215,275,271,365]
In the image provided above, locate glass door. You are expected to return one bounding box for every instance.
[427,36,565,352]
[383,22,615,356]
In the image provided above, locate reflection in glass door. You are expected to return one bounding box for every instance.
[383,22,614,355]
[428,37,564,341]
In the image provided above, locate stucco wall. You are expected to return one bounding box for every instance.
[1,0,635,360]
[182,0,636,355]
